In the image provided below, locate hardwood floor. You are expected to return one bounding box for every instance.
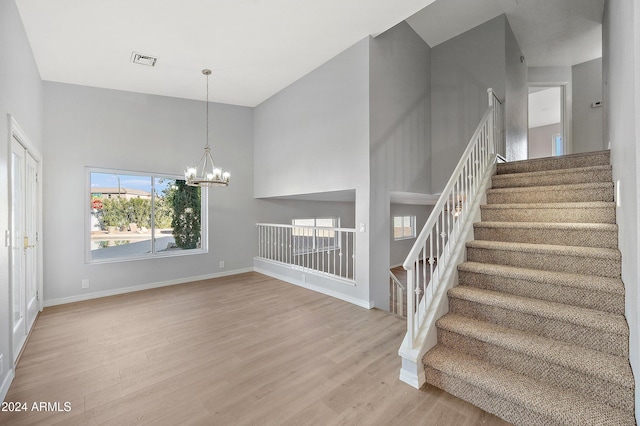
[1,272,511,425]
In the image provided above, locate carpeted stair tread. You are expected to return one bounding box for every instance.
[492,165,612,188]
[480,201,616,223]
[466,239,620,261]
[447,285,628,336]
[496,150,610,175]
[436,313,634,389]
[486,182,614,204]
[423,345,635,426]
[474,221,617,233]
[473,221,618,248]
[457,262,625,314]
[458,261,625,296]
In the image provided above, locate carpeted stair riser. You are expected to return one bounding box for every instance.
[486,182,614,204]
[496,150,610,175]
[473,222,618,249]
[436,325,634,411]
[480,202,616,223]
[424,346,635,426]
[466,241,621,279]
[457,263,625,315]
[492,165,612,189]
[424,366,558,426]
[448,295,628,357]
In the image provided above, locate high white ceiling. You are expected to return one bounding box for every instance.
[407,0,604,67]
[15,0,436,107]
[16,0,604,107]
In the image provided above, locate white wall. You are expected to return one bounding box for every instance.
[42,82,256,304]
[369,22,431,309]
[0,0,43,399]
[603,0,640,419]
[430,15,506,192]
[572,58,604,153]
[253,38,371,306]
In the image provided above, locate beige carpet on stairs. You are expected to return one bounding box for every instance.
[422,150,637,426]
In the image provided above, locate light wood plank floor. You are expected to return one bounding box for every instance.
[1,272,511,425]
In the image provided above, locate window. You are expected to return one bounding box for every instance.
[552,134,564,156]
[291,217,339,255]
[393,215,416,240]
[87,168,207,263]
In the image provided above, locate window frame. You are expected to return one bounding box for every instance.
[393,215,416,241]
[85,167,208,264]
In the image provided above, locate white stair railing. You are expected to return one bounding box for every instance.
[256,223,356,282]
[398,89,503,387]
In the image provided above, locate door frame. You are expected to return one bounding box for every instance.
[8,114,43,364]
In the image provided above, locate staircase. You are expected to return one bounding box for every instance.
[422,151,637,426]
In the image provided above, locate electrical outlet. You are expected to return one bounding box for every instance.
[616,180,621,207]
[219,261,225,268]
[82,279,89,289]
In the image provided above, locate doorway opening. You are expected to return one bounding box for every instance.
[528,85,566,159]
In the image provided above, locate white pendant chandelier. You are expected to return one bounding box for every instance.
[185,69,230,187]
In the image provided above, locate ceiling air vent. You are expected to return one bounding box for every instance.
[131,52,157,67]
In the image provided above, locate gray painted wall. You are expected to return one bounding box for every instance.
[603,0,640,418]
[253,38,372,306]
[504,19,528,161]
[430,15,507,192]
[572,58,604,153]
[529,123,562,159]
[256,199,355,228]
[253,39,370,199]
[0,0,44,397]
[369,22,431,309]
[42,82,256,303]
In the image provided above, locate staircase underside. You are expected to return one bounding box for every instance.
[422,151,636,426]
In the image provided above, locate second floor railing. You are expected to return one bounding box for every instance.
[256,223,356,282]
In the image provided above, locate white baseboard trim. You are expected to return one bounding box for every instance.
[399,365,425,390]
[43,268,254,307]
[1,369,15,403]
[254,266,372,310]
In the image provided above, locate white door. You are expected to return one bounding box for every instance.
[10,135,40,363]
